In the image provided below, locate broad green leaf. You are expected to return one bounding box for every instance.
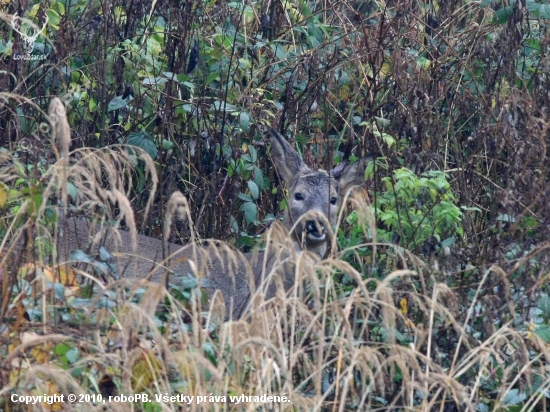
[238,193,253,202]
[69,249,94,263]
[239,111,251,132]
[503,389,527,405]
[248,145,258,162]
[240,201,257,224]
[16,107,29,134]
[65,347,79,363]
[540,4,550,19]
[493,7,514,24]
[535,325,550,343]
[127,132,158,159]
[108,95,133,112]
[66,182,78,201]
[253,166,264,190]
[54,343,70,356]
[527,1,541,12]
[375,116,391,128]
[47,8,61,29]
[538,295,550,317]
[248,180,259,199]
[142,77,168,85]
[211,101,238,112]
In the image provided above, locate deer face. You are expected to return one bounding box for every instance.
[270,129,366,258]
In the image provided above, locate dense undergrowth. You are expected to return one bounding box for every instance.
[2,0,550,410]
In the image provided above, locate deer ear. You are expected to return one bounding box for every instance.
[332,157,370,197]
[270,129,309,182]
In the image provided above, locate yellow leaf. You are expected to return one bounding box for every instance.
[31,342,52,364]
[131,350,163,392]
[28,3,40,17]
[339,84,351,101]
[399,297,408,315]
[380,59,392,78]
[0,183,7,207]
[242,142,248,153]
[56,266,77,287]
[282,0,303,23]
[18,263,37,279]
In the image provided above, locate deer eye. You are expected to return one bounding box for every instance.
[294,192,304,201]
[330,196,337,205]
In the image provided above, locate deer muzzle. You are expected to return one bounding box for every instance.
[305,220,326,242]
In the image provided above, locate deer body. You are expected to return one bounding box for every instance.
[56,130,366,319]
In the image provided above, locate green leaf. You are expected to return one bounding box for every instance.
[248,180,259,199]
[98,246,113,261]
[16,107,29,134]
[108,95,133,112]
[47,8,61,28]
[475,404,489,412]
[67,297,91,308]
[69,249,94,263]
[127,132,158,159]
[238,193,253,202]
[248,145,257,162]
[54,343,70,356]
[503,389,527,405]
[67,182,78,201]
[65,347,79,364]
[50,282,65,300]
[374,116,391,128]
[230,214,238,232]
[527,1,541,12]
[240,201,257,224]
[540,4,550,19]
[253,166,264,190]
[534,325,550,343]
[493,6,514,24]
[440,237,455,248]
[88,98,97,112]
[0,40,13,54]
[211,101,238,112]
[538,295,550,317]
[142,77,168,85]
[239,111,251,132]
[206,72,220,84]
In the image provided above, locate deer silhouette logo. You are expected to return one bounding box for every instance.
[11,12,49,55]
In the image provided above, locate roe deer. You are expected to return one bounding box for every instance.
[51,130,367,319]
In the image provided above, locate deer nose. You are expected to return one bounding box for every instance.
[305,220,326,242]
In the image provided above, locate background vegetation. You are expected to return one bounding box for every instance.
[2,0,550,410]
